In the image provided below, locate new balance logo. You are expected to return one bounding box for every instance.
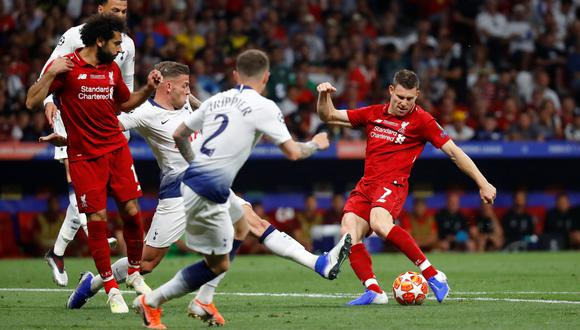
[77,74,87,80]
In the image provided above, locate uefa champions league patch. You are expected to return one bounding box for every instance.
[58,35,65,46]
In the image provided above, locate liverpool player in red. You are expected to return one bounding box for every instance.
[26,14,162,313]
[316,69,496,304]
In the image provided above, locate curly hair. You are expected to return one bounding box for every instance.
[80,14,126,47]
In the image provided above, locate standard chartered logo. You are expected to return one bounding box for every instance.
[78,85,114,100]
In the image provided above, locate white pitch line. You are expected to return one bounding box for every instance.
[0,288,579,305]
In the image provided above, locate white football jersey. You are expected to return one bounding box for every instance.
[118,99,195,199]
[41,24,135,91]
[182,85,292,203]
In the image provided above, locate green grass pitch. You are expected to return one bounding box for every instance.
[0,252,579,329]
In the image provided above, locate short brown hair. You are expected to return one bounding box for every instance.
[236,49,269,78]
[154,61,190,79]
[392,69,420,89]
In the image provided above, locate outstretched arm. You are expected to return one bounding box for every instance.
[316,82,351,126]
[279,132,330,161]
[118,70,163,113]
[172,122,195,163]
[441,140,497,203]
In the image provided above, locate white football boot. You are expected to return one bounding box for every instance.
[126,271,152,295]
[315,233,352,280]
[107,287,129,313]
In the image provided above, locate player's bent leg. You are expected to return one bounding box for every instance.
[341,212,388,305]
[190,229,245,327]
[369,207,450,302]
[117,199,145,277]
[135,255,229,329]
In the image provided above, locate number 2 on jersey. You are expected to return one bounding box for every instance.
[200,114,229,157]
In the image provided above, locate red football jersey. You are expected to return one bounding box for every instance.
[47,49,131,161]
[347,103,450,183]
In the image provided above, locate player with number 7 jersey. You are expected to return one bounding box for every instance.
[316,69,497,306]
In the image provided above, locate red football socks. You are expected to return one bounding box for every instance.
[385,225,437,279]
[349,243,383,293]
[87,220,117,292]
[121,212,144,275]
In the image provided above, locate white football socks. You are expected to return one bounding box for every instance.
[146,271,189,308]
[53,190,87,256]
[263,229,317,270]
[195,272,226,304]
[90,257,129,292]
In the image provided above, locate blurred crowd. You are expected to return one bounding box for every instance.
[1,0,580,142]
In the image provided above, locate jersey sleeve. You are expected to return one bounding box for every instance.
[184,103,206,131]
[254,101,292,145]
[120,36,135,92]
[113,64,131,104]
[346,105,374,128]
[40,27,79,78]
[117,106,146,130]
[421,114,451,149]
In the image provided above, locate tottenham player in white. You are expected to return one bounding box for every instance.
[53,61,350,326]
[131,50,351,329]
[39,0,135,287]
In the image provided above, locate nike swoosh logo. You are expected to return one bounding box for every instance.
[161,119,169,125]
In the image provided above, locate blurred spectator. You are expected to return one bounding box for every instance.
[474,113,503,141]
[473,203,504,251]
[323,193,345,225]
[435,192,476,251]
[502,190,535,248]
[536,99,563,140]
[403,197,438,251]
[508,112,541,141]
[564,107,580,141]
[294,195,324,252]
[445,110,474,141]
[475,0,508,69]
[543,193,580,249]
[32,195,64,255]
[21,111,49,142]
[506,3,534,71]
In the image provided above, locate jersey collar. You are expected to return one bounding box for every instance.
[235,84,253,92]
[384,102,417,118]
[72,47,111,70]
[148,97,169,110]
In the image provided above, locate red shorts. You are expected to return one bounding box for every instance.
[69,144,142,213]
[343,177,409,223]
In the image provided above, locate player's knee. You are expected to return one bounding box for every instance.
[119,199,140,217]
[369,211,394,237]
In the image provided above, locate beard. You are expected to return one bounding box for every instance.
[96,46,117,64]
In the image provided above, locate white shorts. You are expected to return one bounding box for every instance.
[182,184,234,255]
[144,197,186,248]
[53,110,68,161]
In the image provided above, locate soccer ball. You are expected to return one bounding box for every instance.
[392,271,428,305]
